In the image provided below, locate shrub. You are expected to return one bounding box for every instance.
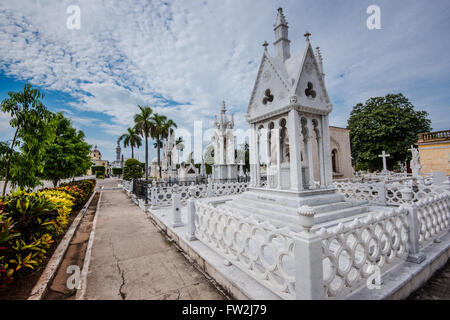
[124,158,141,167]
[95,172,104,179]
[55,185,84,208]
[123,159,143,181]
[91,166,105,175]
[123,166,143,181]
[0,189,66,285]
[60,179,95,204]
[0,180,96,287]
[112,168,123,175]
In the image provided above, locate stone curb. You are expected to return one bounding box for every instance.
[75,190,103,300]
[27,190,97,300]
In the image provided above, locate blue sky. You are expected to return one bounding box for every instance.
[0,0,449,162]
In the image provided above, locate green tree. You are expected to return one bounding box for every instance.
[149,114,177,177]
[134,105,153,188]
[40,113,91,186]
[347,93,432,172]
[123,158,143,181]
[1,84,55,196]
[119,127,142,159]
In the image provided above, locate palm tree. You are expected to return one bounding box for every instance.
[119,127,142,159]
[149,114,177,178]
[134,105,153,202]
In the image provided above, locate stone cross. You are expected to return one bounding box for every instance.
[378,151,390,173]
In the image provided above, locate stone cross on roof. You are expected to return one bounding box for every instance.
[304,31,311,41]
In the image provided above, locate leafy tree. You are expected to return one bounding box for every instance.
[119,127,142,159]
[347,93,432,171]
[134,105,153,186]
[1,84,55,195]
[39,113,91,186]
[0,141,15,179]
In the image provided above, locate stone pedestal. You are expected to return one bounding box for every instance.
[213,164,238,181]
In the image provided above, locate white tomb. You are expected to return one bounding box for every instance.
[212,101,238,181]
[161,129,178,180]
[178,162,199,182]
[219,8,371,231]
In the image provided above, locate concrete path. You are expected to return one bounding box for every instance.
[83,182,225,300]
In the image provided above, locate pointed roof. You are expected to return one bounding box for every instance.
[274,8,288,29]
[246,14,332,120]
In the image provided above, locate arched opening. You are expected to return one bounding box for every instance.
[332,149,339,173]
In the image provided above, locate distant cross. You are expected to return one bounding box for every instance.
[378,150,390,173]
[304,31,311,41]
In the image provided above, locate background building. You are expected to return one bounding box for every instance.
[86,145,110,175]
[416,130,450,175]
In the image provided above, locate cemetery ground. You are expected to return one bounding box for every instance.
[77,179,226,300]
[0,177,448,300]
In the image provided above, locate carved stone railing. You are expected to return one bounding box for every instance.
[333,181,384,204]
[121,180,249,207]
[187,190,449,300]
[385,183,446,206]
[415,194,450,248]
[334,180,448,206]
[317,208,409,298]
[418,130,450,143]
[194,201,296,300]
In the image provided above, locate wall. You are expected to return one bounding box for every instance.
[328,126,353,179]
[418,142,450,176]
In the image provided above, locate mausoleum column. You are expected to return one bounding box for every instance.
[274,122,282,189]
[321,115,333,186]
[249,123,257,187]
[256,128,261,186]
[265,124,271,189]
[316,121,325,188]
[288,109,303,191]
[306,117,315,189]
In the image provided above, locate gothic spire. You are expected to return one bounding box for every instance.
[273,8,291,62]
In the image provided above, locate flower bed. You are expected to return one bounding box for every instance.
[0,179,95,289]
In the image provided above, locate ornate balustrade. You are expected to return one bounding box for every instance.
[121,180,249,207]
[194,201,296,300]
[317,208,409,298]
[415,194,450,248]
[186,189,449,300]
[385,183,446,205]
[333,181,384,204]
[418,130,450,143]
[334,179,448,206]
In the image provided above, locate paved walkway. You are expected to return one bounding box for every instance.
[83,183,225,300]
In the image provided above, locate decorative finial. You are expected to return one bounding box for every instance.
[315,46,322,61]
[304,31,311,42]
[262,41,269,50]
[221,100,226,112]
[278,7,283,13]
